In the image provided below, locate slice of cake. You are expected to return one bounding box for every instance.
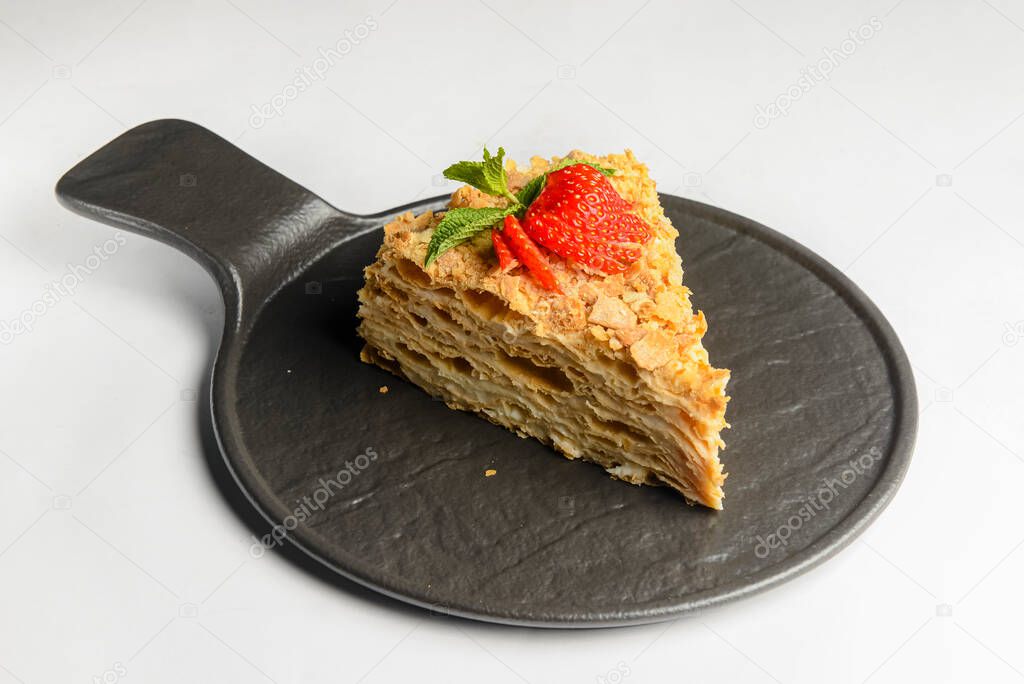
[357,149,730,508]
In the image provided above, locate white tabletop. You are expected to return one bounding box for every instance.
[2,0,1023,682]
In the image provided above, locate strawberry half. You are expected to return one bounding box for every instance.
[524,163,651,274]
[500,215,561,292]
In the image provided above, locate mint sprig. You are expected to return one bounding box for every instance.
[424,150,617,267]
[424,207,512,267]
[441,147,518,206]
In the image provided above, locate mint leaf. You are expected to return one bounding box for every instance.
[548,158,616,177]
[514,160,616,211]
[514,174,546,209]
[443,147,509,198]
[424,206,510,267]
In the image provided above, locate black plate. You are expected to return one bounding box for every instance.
[56,120,916,627]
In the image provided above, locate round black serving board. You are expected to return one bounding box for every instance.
[57,120,916,627]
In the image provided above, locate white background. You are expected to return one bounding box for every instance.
[2,0,1023,682]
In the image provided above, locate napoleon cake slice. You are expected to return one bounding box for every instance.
[357,148,729,508]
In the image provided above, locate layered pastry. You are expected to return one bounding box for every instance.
[356,148,730,508]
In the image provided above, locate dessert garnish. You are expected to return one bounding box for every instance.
[425,148,650,288]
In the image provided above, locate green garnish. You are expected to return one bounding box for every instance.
[423,206,513,267]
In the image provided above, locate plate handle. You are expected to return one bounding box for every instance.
[55,119,352,331]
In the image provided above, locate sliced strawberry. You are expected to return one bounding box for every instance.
[491,228,516,271]
[500,215,561,292]
[523,163,651,274]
